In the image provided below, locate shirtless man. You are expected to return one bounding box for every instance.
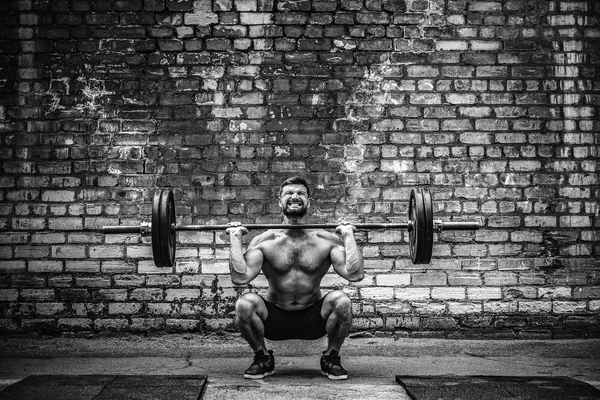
[226,176,364,380]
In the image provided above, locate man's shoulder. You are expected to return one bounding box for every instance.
[314,229,343,243]
[250,229,280,245]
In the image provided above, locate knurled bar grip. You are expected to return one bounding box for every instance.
[178,223,411,230]
[438,222,480,230]
[101,221,480,233]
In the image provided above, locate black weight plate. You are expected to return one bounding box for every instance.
[152,190,165,268]
[408,189,416,263]
[414,188,427,264]
[415,188,426,264]
[408,188,426,264]
[421,188,434,264]
[166,189,176,268]
[159,189,176,268]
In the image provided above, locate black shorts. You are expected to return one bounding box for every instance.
[262,296,328,341]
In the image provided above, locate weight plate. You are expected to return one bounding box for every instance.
[408,188,426,264]
[152,190,165,268]
[166,189,176,268]
[421,188,434,264]
[415,188,427,264]
[408,189,416,263]
[159,189,176,269]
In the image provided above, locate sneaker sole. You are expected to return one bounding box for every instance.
[322,371,348,380]
[244,370,275,380]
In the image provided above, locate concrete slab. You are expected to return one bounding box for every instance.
[396,376,600,400]
[0,383,104,400]
[0,334,599,399]
[95,384,205,400]
[0,375,208,400]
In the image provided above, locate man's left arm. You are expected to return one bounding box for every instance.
[331,224,364,282]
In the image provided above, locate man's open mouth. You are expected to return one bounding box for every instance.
[283,199,307,216]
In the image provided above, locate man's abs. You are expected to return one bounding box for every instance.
[262,259,330,310]
[265,281,323,311]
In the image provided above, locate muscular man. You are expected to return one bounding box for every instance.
[226,176,364,380]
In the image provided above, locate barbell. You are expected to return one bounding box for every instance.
[101,188,480,268]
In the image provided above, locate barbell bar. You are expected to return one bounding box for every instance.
[102,188,481,268]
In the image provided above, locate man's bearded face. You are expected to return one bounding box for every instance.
[280,184,309,217]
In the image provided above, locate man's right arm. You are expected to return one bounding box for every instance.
[227,227,264,286]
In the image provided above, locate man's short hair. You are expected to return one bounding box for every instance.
[279,176,310,198]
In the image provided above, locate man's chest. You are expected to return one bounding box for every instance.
[261,236,332,274]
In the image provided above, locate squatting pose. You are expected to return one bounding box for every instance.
[226,176,364,380]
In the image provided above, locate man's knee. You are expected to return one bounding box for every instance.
[235,293,263,319]
[324,291,352,320]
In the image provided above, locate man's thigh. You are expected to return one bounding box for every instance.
[320,290,352,320]
[236,293,268,321]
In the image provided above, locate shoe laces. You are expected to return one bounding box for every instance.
[322,351,341,366]
[253,351,271,367]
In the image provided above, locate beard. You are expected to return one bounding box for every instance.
[283,201,308,217]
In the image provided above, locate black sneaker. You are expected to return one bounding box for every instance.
[244,350,275,379]
[320,350,348,380]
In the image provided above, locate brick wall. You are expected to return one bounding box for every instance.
[0,0,599,338]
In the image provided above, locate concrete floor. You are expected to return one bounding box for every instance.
[1,334,599,399]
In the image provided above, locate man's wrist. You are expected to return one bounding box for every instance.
[341,228,356,238]
[228,229,244,239]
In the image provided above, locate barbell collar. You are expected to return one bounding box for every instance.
[140,222,151,236]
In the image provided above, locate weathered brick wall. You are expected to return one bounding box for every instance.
[0,0,599,338]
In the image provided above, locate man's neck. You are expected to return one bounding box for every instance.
[282,215,305,225]
[281,215,310,236]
